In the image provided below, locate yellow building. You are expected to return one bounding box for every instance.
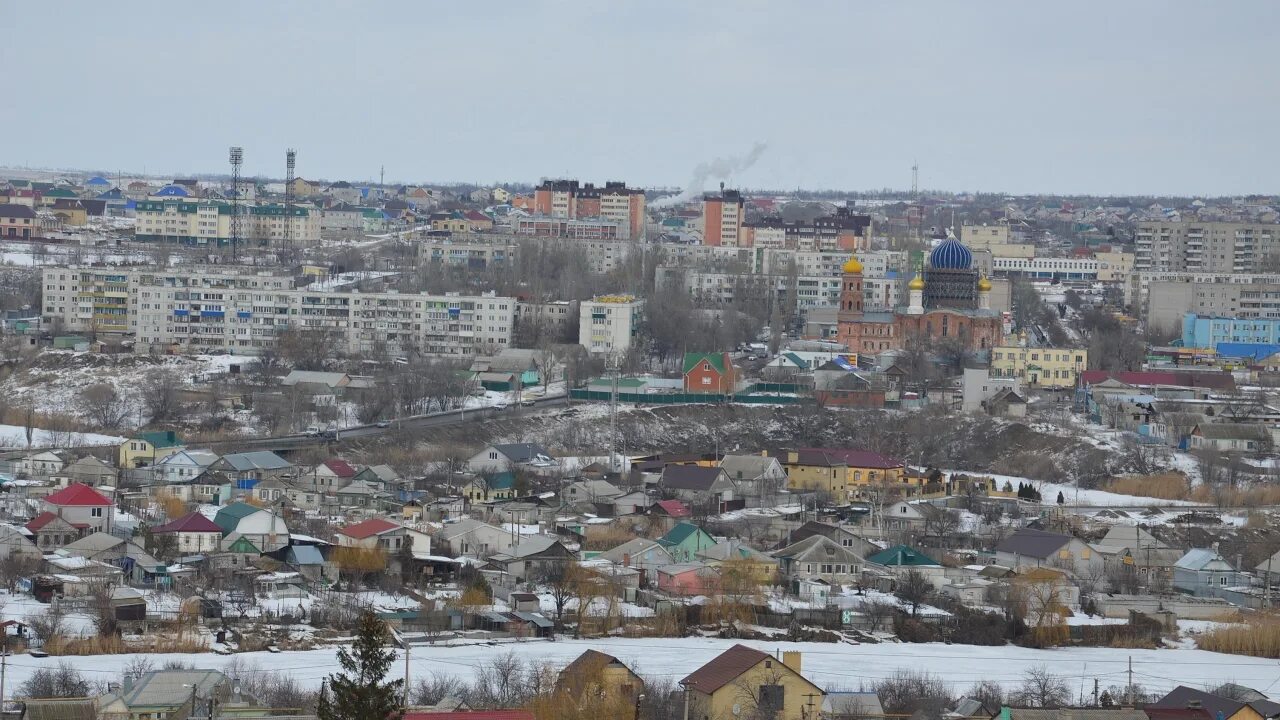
[772,449,905,503]
[118,431,184,469]
[991,345,1088,388]
[681,645,824,720]
[1094,251,1135,282]
[556,650,643,703]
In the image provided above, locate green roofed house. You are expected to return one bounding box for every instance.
[118,430,185,468]
[683,352,738,394]
[867,545,939,567]
[213,502,289,552]
[658,522,717,563]
[462,471,518,503]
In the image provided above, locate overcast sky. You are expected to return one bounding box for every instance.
[3,1,1277,196]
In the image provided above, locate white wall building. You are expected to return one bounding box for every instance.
[579,295,644,356]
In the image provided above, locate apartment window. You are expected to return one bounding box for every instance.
[91,508,103,518]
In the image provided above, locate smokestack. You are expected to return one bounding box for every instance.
[782,651,802,673]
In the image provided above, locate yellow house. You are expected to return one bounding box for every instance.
[991,345,1088,388]
[556,649,643,704]
[681,645,824,720]
[289,177,317,197]
[118,431,184,469]
[772,449,905,503]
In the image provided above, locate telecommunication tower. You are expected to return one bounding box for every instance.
[229,146,243,259]
[911,161,919,197]
[285,149,297,250]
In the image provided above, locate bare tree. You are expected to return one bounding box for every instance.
[141,368,185,424]
[1012,666,1070,708]
[895,569,934,616]
[81,384,129,429]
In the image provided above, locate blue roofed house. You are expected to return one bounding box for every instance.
[1173,548,1247,599]
[657,522,717,563]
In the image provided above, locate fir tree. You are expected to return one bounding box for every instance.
[319,611,404,720]
[1056,491,1065,505]
[1099,690,1115,707]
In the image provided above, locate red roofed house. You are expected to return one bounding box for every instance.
[309,458,359,491]
[463,209,494,231]
[337,518,405,552]
[152,512,224,553]
[41,483,113,535]
[680,644,824,720]
[26,512,82,550]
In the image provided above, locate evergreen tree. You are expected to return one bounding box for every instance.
[1056,491,1065,505]
[319,612,404,720]
[1099,690,1115,707]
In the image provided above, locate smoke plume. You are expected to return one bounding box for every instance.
[652,142,768,208]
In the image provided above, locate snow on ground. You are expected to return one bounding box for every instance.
[0,424,124,450]
[5,637,1279,696]
[943,470,1204,508]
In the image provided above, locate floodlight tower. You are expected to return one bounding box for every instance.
[229,146,243,259]
[285,149,297,250]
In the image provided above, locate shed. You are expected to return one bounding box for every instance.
[110,586,147,622]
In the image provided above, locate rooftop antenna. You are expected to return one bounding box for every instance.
[285,148,297,252]
[229,146,243,259]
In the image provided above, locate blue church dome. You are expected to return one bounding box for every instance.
[929,234,972,270]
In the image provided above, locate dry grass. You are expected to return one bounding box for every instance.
[1197,614,1280,657]
[1105,473,1190,500]
[47,633,207,656]
[581,525,638,551]
[1189,485,1280,506]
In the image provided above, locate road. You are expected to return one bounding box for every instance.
[200,393,569,452]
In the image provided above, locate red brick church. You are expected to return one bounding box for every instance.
[836,232,1002,354]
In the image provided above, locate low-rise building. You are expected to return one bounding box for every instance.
[990,345,1088,388]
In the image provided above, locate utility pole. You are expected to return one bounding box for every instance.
[1093,678,1099,707]
[403,641,410,711]
[1126,656,1133,707]
[0,635,8,719]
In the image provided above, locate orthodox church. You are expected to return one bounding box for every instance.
[836,231,1002,354]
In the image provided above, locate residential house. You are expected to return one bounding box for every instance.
[1173,549,1248,600]
[154,450,219,484]
[251,477,289,506]
[19,450,66,478]
[1189,424,1273,454]
[468,443,557,474]
[352,464,402,493]
[337,518,406,553]
[770,448,905,503]
[660,465,738,510]
[209,451,294,486]
[0,523,39,563]
[118,431,184,468]
[780,521,880,557]
[462,472,518,503]
[556,650,643,705]
[436,518,518,558]
[1148,686,1276,720]
[40,482,114,535]
[657,522,718,563]
[306,458,359,491]
[773,535,866,597]
[1093,526,1181,588]
[994,528,1101,574]
[212,502,289,552]
[152,512,224,554]
[61,532,166,585]
[169,469,233,505]
[683,352,738,394]
[26,512,83,550]
[486,536,573,581]
[59,455,116,487]
[97,669,234,720]
[882,501,930,533]
[595,538,675,585]
[333,478,380,511]
[562,479,626,506]
[866,545,940,568]
[825,691,888,720]
[680,645,825,720]
[656,563,719,596]
[695,538,779,585]
[984,387,1028,417]
[718,453,788,505]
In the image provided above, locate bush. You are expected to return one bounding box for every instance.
[1197,614,1280,657]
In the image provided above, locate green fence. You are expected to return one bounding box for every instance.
[569,389,801,405]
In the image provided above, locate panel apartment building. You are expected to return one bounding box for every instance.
[134,200,320,247]
[742,208,872,252]
[42,267,514,357]
[1135,221,1280,273]
[532,179,646,240]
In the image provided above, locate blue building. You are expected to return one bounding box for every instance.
[1182,313,1280,348]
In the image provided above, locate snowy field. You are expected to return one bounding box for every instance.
[3,637,1275,696]
[0,424,123,449]
[943,470,1203,508]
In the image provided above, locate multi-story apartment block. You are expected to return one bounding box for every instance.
[1147,280,1280,331]
[702,189,746,247]
[515,300,577,340]
[990,345,1088,388]
[134,200,320,247]
[655,267,901,311]
[514,216,621,240]
[416,236,517,268]
[42,267,514,357]
[1135,221,1280,273]
[744,208,872,252]
[960,223,1035,259]
[579,295,644,356]
[990,255,1104,281]
[1182,313,1280,347]
[532,180,645,239]
[1126,271,1280,316]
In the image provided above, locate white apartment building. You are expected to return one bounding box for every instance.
[579,295,644,356]
[134,200,320,247]
[1135,221,1280,273]
[42,267,514,357]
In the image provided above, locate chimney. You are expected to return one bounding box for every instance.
[781,651,802,674]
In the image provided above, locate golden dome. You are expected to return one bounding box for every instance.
[908,275,925,291]
[978,276,993,292]
[841,255,863,274]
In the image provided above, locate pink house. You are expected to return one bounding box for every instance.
[657,563,718,596]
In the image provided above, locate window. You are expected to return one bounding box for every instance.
[91,507,103,518]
